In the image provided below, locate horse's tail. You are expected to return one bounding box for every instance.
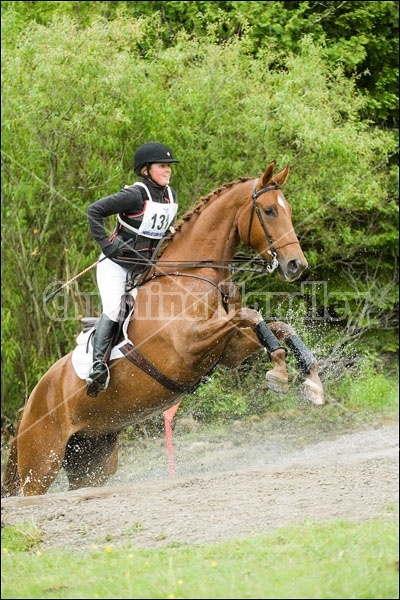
[1,417,22,498]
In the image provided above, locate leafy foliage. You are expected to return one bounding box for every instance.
[1,6,398,421]
[2,0,398,125]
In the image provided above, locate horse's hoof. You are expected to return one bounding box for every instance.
[302,379,325,405]
[265,371,289,394]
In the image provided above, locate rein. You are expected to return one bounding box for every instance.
[118,255,276,297]
[116,256,271,272]
[118,178,299,278]
[140,270,236,312]
[116,178,303,304]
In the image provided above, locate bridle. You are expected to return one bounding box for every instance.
[247,179,296,274]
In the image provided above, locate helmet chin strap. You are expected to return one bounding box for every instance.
[142,167,164,188]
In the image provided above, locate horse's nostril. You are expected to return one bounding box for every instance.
[287,259,304,277]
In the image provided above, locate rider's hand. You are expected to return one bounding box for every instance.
[102,237,126,259]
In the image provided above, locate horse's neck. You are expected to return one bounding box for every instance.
[161,183,247,263]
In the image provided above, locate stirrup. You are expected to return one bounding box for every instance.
[86,362,110,397]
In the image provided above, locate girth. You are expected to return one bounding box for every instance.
[119,342,188,394]
[119,341,218,395]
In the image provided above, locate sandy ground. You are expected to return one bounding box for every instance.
[1,419,398,552]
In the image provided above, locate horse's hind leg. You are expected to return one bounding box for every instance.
[1,432,21,497]
[63,432,119,490]
[17,423,67,496]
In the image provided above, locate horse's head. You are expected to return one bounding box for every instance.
[238,162,308,281]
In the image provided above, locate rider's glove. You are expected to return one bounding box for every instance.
[102,236,127,259]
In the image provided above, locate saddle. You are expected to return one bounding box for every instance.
[81,293,216,394]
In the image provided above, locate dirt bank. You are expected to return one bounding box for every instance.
[1,423,398,551]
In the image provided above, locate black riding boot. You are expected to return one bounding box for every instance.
[86,314,117,398]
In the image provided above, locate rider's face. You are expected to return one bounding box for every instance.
[148,163,172,186]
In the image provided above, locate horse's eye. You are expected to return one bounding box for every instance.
[264,207,275,217]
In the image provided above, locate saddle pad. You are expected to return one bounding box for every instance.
[71,330,128,379]
[71,306,135,380]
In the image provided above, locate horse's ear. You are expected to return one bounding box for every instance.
[272,165,290,188]
[260,162,276,187]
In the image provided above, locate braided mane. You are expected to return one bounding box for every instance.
[158,177,250,256]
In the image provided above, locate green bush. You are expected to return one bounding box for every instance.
[1,10,398,422]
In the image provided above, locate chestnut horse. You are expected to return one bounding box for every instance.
[1,162,324,497]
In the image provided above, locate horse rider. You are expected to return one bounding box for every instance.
[86,142,180,397]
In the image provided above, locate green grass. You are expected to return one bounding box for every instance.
[1,521,43,552]
[336,372,399,412]
[1,515,398,599]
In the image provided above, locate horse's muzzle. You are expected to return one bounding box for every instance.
[281,258,308,281]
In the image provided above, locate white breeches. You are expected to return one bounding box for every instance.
[96,254,137,321]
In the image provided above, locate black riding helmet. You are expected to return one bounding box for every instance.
[133,142,179,176]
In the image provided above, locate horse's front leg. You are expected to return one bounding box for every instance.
[267,321,325,405]
[217,308,289,394]
[252,319,290,394]
[218,310,324,405]
[219,326,289,393]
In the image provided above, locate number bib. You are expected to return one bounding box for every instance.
[137,201,178,239]
[118,182,177,239]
